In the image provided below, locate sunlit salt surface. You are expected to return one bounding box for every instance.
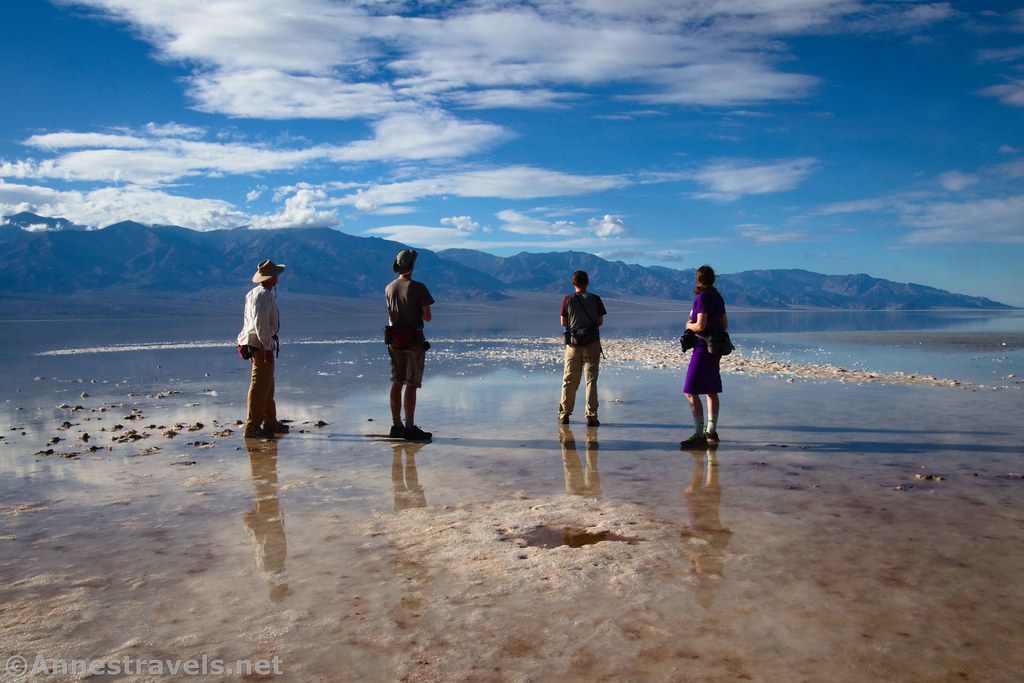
[2,311,1022,681]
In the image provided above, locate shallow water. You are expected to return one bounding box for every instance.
[2,313,1023,682]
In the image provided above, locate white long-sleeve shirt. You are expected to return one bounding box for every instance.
[237,285,280,350]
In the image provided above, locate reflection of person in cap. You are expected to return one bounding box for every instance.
[391,442,427,511]
[243,436,291,602]
[385,249,435,441]
[682,445,731,608]
[237,259,289,439]
[558,424,602,497]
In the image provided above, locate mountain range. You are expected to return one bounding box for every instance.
[0,212,1011,317]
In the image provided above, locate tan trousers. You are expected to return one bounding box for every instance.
[245,351,277,431]
[559,341,601,419]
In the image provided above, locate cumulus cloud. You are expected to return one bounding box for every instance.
[588,214,631,238]
[0,179,248,230]
[690,157,819,201]
[249,187,338,229]
[440,216,481,232]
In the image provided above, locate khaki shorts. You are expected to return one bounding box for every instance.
[389,344,426,388]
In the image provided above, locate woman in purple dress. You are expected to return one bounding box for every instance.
[682,265,729,447]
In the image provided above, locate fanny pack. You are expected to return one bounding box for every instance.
[384,326,425,350]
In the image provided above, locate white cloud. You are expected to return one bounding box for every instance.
[589,214,631,237]
[249,187,338,229]
[57,0,954,122]
[440,216,480,232]
[937,171,980,192]
[342,166,630,211]
[690,157,819,201]
[329,111,509,162]
[900,195,1024,245]
[979,78,1024,107]
[496,209,582,236]
[0,179,248,230]
[737,223,810,244]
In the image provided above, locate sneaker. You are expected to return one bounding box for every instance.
[680,432,708,449]
[704,430,720,444]
[403,425,432,441]
[244,428,275,439]
[266,422,290,434]
[586,416,600,427]
[389,424,405,438]
[559,414,569,424]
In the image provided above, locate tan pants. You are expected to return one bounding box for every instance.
[559,341,601,419]
[245,350,277,431]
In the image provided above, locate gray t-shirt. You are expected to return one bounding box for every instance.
[385,278,435,327]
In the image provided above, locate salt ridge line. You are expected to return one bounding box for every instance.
[32,336,1000,390]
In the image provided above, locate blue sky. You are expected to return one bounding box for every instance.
[1,1,1023,305]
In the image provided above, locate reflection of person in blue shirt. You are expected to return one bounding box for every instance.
[558,424,602,497]
[243,436,291,602]
[682,446,731,608]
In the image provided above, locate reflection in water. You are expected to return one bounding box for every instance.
[388,442,430,625]
[243,436,291,602]
[558,425,602,497]
[392,442,427,512]
[682,445,732,608]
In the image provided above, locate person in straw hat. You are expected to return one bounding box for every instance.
[238,259,288,438]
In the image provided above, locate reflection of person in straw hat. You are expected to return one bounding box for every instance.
[243,436,291,602]
[237,259,289,439]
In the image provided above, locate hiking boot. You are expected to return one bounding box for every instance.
[586,416,600,427]
[680,432,708,449]
[559,414,569,424]
[389,424,405,438]
[403,425,432,441]
[266,421,290,434]
[704,430,720,444]
[244,428,275,439]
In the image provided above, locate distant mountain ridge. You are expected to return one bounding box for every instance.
[0,213,1011,316]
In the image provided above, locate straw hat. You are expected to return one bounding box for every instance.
[252,259,286,283]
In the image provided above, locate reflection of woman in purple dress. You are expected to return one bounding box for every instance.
[682,265,729,447]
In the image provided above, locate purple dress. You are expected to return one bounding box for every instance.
[683,289,726,395]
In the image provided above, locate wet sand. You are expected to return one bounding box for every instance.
[2,337,1023,682]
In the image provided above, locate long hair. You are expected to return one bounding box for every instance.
[694,265,716,296]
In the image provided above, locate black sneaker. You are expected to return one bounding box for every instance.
[403,425,432,441]
[559,414,569,424]
[704,430,720,444]
[389,424,405,438]
[266,421,290,434]
[680,432,707,449]
[244,428,275,439]
[586,416,600,427]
